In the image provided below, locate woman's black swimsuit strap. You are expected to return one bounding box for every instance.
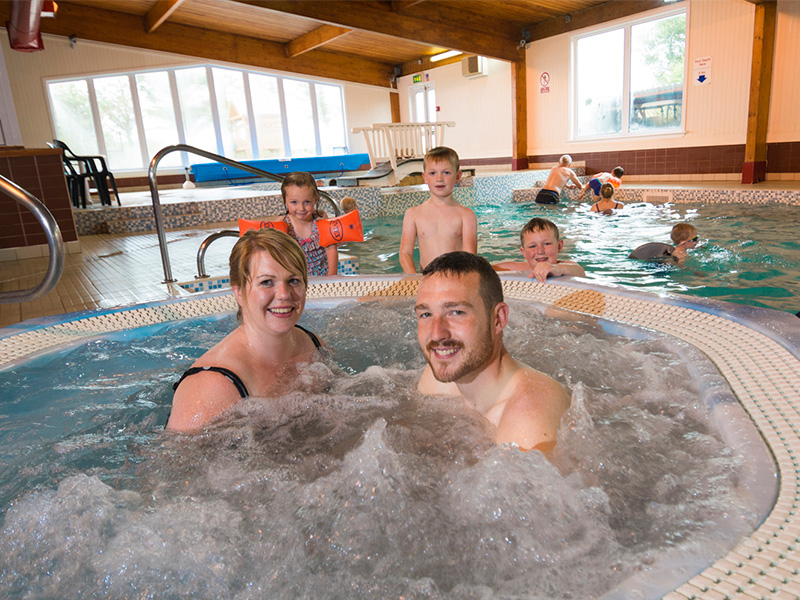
[295,324,322,349]
[172,325,320,398]
[173,366,249,398]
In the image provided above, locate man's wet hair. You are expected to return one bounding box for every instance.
[422,251,503,314]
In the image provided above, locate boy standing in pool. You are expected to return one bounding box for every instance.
[494,217,585,282]
[535,155,583,204]
[400,147,478,273]
[577,166,624,201]
[628,222,699,266]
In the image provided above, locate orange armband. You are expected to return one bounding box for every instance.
[317,210,364,247]
[238,219,289,236]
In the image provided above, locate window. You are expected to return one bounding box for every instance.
[573,9,686,139]
[46,66,348,171]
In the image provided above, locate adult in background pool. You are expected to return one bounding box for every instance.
[167,229,323,432]
[415,251,571,452]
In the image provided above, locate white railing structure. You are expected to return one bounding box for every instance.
[352,122,455,170]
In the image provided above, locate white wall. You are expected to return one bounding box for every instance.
[396,58,513,160]
[527,0,758,156]
[0,32,391,156]
[769,0,800,143]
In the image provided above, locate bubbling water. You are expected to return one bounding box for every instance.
[0,300,769,599]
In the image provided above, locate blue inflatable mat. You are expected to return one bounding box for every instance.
[191,154,370,182]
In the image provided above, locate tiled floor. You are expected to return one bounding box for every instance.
[0,222,239,328]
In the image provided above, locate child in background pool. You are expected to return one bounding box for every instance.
[340,196,358,214]
[590,182,624,215]
[578,166,624,201]
[399,146,478,273]
[282,172,338,276]
[494,217,586,282]
[628,222,699,266]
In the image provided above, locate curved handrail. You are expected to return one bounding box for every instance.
[148,144,340,282]
[0,175,65,303]
[195,230,239,279]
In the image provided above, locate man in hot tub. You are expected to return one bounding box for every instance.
[414,251,571,452]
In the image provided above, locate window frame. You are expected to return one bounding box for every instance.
[570,5,688,142]
[45,64,349,172]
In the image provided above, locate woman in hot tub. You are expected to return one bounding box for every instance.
[167,228,324,432]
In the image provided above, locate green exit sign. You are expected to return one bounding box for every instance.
[413,74,422,83]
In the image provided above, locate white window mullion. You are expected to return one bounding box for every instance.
[86,78,107,158]
[128,74,150,169]
[243,72,259,159]
[168,70,189,168]
[277,77,291,157]
[206,66,224,156]
[309,82,322,156]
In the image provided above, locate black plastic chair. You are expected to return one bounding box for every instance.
[50,140,121,207]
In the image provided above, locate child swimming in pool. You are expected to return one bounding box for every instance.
[282,172,338,276]
[629,222,699,267]
[493,217,586,282]
[590,182,623,215]
[578,166,624,201]
[399,146,478,273]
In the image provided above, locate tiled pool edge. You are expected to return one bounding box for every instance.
[1,277,799,599]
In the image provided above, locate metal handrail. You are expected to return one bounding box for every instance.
[148,144,340,282]
[0,174,65,303]
[195,230,238,279]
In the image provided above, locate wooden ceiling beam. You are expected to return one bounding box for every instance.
[234,0,521,62]
[144,0,185,33]
[391,0,427,11]
[285,24,351,58]
[527,0,673,42]
[5,3,394,87]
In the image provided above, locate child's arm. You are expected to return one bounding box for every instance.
[325,244,338,276]
[577,181,590,199]
[399,210,419,274]
[462,210,478,254]
[529,260,585,283]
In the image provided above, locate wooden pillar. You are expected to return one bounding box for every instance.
[511,53,527,171]
[742,1,777,184]
[390,91,401,123]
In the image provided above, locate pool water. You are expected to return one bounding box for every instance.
[340,201,800,313]
[0,300,775,599]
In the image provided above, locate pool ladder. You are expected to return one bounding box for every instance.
[0,174,64,304]
[149,144,341,283]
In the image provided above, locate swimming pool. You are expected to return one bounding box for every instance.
[340,201,800,313]
[1,276,797,598]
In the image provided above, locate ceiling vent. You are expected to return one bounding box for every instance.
[462,56,488,79]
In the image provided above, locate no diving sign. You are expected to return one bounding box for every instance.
[540,72,550,93]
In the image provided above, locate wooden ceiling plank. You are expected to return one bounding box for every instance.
[10,3,394,87]
[391,0,427,12]
[235,0,521,62]
[144,0,185,33]
[527,0,671,41]
[285,24,352,58]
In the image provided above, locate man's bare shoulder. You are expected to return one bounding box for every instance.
[495,365,571,451]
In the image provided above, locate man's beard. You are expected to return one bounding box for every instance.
[426,329,494,383]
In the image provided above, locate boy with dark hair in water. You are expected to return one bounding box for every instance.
[578,166,624,201]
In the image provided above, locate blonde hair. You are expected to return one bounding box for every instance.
[229,229,308,321]
[670,223,697,245]
[600,182,614,199]
[341,196,358,213]
[424,146,460,172]
[559,155,572,166]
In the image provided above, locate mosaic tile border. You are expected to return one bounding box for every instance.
[2,276,800,600]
